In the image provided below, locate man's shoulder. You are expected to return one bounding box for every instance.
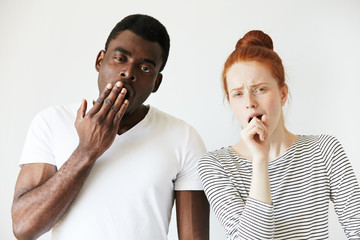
[149,106,191,128]
[39,103,79,115]
[33,103,80,125]
[148,106,203,141]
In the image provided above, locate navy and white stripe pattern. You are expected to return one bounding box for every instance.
[198,135,360,239]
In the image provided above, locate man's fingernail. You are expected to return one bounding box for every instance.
[116,81,121,87]
[106,83,112,89]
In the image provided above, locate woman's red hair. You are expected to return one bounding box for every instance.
[222,30,285,100]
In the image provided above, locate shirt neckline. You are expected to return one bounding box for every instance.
[228,135,301,165]
[115,105,154,139]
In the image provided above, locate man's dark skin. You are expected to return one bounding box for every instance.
[12,30,209,240]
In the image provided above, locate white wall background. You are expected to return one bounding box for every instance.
[1,0,359,239]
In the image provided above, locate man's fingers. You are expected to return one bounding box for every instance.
[87,83,113,116]
[75,99,87,130]
[77,99,87,119]
[113,99,129,125]
[98,81,124,117]
[81,81,127,128]
[107,87,127,122]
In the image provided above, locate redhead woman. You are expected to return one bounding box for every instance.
[198,30,360,239]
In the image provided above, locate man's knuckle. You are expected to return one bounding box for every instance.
[111,88,119,94]
[105,99,112,105]
[111,105,118,112]
[115,113,122,120]
[96,98,103,104]
[92,115,102,123]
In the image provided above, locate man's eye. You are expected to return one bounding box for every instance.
[114,57,125,62]
[141,66,151,73]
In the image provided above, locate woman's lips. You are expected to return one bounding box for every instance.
[248,114,263,123]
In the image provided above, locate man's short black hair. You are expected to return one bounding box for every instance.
[105,14,170,72]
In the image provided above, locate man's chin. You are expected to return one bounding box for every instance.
[123,105,136,119]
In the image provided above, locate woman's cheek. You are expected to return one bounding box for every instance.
[231,105,247,127]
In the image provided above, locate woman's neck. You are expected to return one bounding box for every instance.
[267,126,297,161]
[234,125,297,162]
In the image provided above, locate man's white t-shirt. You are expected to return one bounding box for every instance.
[20,104,206,239]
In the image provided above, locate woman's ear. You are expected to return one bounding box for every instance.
[95,50,105,72]
[280,84,288,106]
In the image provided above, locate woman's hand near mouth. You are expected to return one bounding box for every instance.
[242,114,270,162]
[242,114,272,205]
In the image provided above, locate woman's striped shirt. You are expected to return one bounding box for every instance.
[198,135,360,239]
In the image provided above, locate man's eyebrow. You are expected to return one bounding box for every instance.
[114,47,157,67]
[142,58,157,67]
[114,47,131,56]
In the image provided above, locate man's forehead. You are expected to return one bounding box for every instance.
[108,30,162,60]
[109,30,157,49]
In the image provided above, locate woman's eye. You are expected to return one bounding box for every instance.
[233,92,243,97]
[255,88,265,94]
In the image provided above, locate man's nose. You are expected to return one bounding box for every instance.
[120,65,135,81]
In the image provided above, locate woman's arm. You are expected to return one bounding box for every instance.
[198,154,274,239]
[323,135,360,239]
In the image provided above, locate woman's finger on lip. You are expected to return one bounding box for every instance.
[261,114,267,124]
[252,115,267,128]
[248,114,264,123]
[248,117,265,128]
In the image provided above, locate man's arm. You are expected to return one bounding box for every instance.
[11,82,128,240]
[175,190,209,240]
[12,157,96,239]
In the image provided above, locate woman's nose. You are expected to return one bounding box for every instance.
[245,94,257,109]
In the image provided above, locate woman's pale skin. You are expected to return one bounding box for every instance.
[226,61,298,205]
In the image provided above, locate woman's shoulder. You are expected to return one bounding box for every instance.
[201,147,232,159]
[199,147,234,165]
[198,147,243,176]
[199,146,246,168]
[297,134,338,144]
[296,134,342,152]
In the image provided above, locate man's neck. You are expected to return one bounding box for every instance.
[117,105,149,135]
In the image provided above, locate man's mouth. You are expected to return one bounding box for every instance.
[122,84,133,101]
[248,114,263,123]
[125,92,130,100]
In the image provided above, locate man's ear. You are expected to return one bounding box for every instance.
[152,73,163,93]
[95,50,105,72]
[280,83,288,106]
